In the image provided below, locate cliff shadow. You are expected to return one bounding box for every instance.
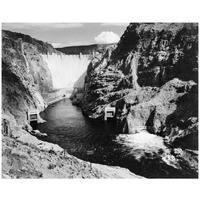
[165,84,198,150]
[70,71,87,105]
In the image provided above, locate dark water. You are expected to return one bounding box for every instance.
[37,99,198,178]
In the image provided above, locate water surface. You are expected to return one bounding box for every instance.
[37,99,198,178]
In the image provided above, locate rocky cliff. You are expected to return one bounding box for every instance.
[2,30,58,126]
[82,23,198,150]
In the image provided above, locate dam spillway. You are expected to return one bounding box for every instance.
[41,53,91,89]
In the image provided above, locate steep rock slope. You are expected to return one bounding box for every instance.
[2,30,57,125]
[2,30,142,179]
[1,30,58,125]
[82,23,198,150]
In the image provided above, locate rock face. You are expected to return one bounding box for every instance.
[82,23,198,150]
[2,30,57,125]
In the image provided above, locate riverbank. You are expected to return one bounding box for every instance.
[36,96,198,178]
[2,134,142,179]
[2,109,142,179]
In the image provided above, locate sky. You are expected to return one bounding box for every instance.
[2,23,129,47]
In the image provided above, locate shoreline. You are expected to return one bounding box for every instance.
[2,133,143,179]
[2,96,143,179]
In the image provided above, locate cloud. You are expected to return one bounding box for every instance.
[2,23,84,30]
[100,23,129,27]
[94,31,120,44]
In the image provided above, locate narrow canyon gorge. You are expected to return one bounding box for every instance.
[1,23,198,178]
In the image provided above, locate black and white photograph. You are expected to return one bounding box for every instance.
[0,0,199,200]
[1,22,198,179]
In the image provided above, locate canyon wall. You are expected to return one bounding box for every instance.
[1,30,142,179]
[82,23,198,150]
[2,30,56,126]
[2,30,91,127]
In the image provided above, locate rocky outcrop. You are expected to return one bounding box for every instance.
[82,44,131,117]
[82,23,198,150]
[123,79,197,135]
[2,30,56,125]
[114,23,198,85]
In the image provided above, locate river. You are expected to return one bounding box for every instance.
[37,99,198,178]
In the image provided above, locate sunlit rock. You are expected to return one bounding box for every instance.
[82,23,198,150]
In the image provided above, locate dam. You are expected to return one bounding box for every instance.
[41,53,91,89]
